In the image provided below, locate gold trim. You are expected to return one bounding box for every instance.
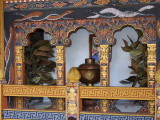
[148,100,155,115]
[147,44,156,87]
[3,85,155,100]
[100,45,109,86]
[66,84,80,120]
[0,1,4,76]
[56,46,65,85]
[80,86,155,100]
[14,46,24,85]
[80,112,155,117]
[3,85,66,97]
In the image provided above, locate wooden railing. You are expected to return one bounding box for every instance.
[2,85,155,100]
[0,84,156,120]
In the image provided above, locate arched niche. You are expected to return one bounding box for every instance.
[110,26,144,87]
[108,22,156,87]
[66,27,98,82]
[23,28,56,110]
[109,25,155,113]
[14,16,156,86]
[109,25,149,45]
[24,28,56,85]
[21,28,53,47]
[14,17,156,47]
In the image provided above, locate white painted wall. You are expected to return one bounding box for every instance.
[66,29,91,81]
[110,27,138,87]
[110,27,141,112]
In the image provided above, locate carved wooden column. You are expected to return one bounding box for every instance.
[66,67,81,120]
[0,0,4,72]
[56,46,65,111]
[0,2,7,117]
[147,44,156,115]
[14,46,25,109]
[147,44,156,87]
[0,84,2,119]
[0,69,5,119]
[156,88,160,120]
[155,60,160,119]
[100,45,110,112]
[100,45,110,86]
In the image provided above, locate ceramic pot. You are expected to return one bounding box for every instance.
[78,58,100,86]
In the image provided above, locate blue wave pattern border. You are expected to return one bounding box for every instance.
[80,114,154,120]
[3,110,65,120]
[3,110,154,120]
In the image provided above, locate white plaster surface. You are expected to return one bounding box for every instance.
[110,27,138,87]
[66,29,91,80]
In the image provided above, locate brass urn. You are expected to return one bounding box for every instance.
[78,58,100,86]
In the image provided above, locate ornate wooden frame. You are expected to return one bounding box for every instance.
[0,1,4,73]
[14,16,156,85]
[0,0,159,120]
[15,17,156,46]
[11,16,156,119]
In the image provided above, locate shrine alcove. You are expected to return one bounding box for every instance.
[1,1,158,118]
[66,28,99,83]
[110,26,144,87]
[24,28,56,110]
[66,28,91,79]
